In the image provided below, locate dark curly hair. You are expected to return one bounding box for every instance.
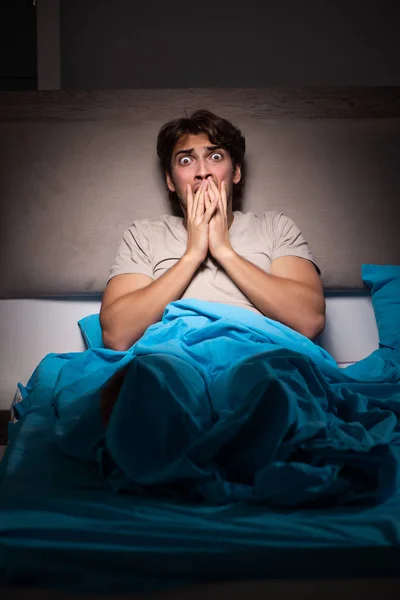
[157,109,246,212]
[157,109,246,175]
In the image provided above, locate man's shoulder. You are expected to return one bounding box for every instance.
[241,210,282,220]
[126,214,184,234]
[239,210,284,228]
[237,211,298,241]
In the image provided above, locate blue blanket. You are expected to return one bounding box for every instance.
[19,300,400,507]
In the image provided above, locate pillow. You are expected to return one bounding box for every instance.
[78,313,105,349]
[362,264,400,351]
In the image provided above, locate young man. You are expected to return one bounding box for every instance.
[100,110,326,351]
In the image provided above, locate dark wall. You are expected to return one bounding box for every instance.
[60,0,400,89]
[0,0,37,90]
[1,1,398,91]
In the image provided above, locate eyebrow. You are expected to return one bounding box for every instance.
[174,145,222,159]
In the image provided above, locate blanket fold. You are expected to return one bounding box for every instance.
[49,300,400,507]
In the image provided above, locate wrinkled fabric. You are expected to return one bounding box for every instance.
[51,300,400,507]
[2,299,400,594]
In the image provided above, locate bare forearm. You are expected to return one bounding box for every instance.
[101,254,201,350]
[217,250,325,339]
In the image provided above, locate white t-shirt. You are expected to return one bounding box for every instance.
[108,211,320,316]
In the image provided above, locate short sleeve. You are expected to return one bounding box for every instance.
[268,212,321,275]
[107,221,154,282]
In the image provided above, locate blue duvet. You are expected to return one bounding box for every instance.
[2,299,400,593]
[18,299,400,506]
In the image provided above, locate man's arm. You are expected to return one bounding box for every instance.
[100,254,202,351]
[214,251,325,339]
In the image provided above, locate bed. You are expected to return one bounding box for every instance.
[1,88,400,599]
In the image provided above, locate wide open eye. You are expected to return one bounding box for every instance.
[179,156,192,166]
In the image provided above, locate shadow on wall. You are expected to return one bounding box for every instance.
[157,159,249,217]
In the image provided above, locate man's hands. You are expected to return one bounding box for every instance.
[184,178,234,265]
[184,179,219,265]
[205,178,233,261]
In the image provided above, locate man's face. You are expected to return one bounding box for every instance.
[166,133,241,212]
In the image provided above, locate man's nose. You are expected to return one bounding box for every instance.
[194,161,213,180]
[194,170,213,182]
